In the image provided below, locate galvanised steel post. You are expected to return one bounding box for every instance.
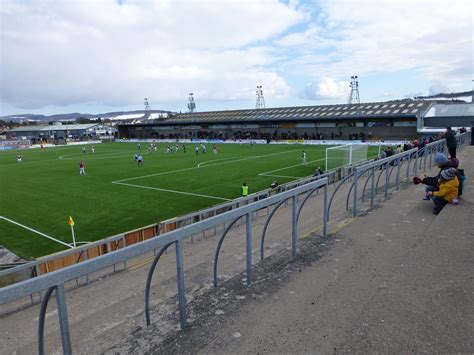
[429,146,433,167]
[245,213,252,285]
[423,148,427,171]
[352,168,358,217]
[291,196,297,256]
[384,161,389,198]
[406,153,411,181]
[55,284,72,355]
[323,184,328,238]
[175,240,187,329]
[414,152,418,177]
[370,166,375,207]
[84,251,90,285]
[122,236,127,270]
[396,158,401,190]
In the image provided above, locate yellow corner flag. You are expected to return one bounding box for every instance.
[67,216,75,227]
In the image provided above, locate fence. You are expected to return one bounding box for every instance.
[0,154,377,291]
[325,132,469,220]
[0,178,329,355]
[0,132,469,354]
[0,224,158,290]
[1,133,469,291]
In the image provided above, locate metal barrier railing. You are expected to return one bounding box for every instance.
[0,152,374,293]
[0,178,329,355]
[326,131,469,220]
[0,132,469,354]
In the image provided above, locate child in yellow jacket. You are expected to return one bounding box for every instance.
[428,168,459,215]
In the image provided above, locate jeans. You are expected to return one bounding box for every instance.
[425,185,438,194]
[448,146,457,159]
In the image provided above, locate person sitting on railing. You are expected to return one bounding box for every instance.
[427,168,459,215]
[413,152,458,200]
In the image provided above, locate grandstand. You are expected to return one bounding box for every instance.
[117,100,433,141]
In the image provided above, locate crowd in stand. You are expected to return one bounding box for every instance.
[129,126,468,143]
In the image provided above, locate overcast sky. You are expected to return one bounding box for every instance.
[0,0,472,116]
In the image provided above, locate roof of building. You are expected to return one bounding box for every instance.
[424,103,474,118]
[7,124,100,133]
[162,101,432,124]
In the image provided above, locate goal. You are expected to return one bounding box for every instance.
[325,143,369,171]
[0,140,31,151]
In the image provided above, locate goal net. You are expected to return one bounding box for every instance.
[0,140,31,151]
[325,144,369,171]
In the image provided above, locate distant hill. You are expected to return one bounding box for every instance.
[414,90,473,101]
[0,110,172,123]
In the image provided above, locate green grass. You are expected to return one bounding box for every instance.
[0,142,379,259]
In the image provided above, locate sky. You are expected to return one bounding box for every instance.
[0,0,472,116]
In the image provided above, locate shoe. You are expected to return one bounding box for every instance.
[452,198,460,205]
[423,195,431,200]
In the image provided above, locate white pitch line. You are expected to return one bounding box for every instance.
[0,216,73,248]
[259,174,301,179]
[197,157,230,168]
[258,158,326,176]
[197,157,238,168]
[112,149,299,184]
[59,152,132,160]
[113,182,232,201]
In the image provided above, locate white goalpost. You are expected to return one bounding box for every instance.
[325,143,370,171]
[0,140,31,151]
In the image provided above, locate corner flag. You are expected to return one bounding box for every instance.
[67,216,76,247]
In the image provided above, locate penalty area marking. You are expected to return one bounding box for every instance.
[0,216,74,248]
[258,158,326,179]
[197,156,245,168]
[113,181,232,201]
[111,149,312,200]
[59,152,133,160]
[112,149,299,184]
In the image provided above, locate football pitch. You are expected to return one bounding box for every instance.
[0,142,379,259]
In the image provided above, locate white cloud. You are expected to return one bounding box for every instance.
[0,0,303,110]
[1,0,471,114]
[281,0,472,94]
[428,82,450,96]
[302,78,350,100]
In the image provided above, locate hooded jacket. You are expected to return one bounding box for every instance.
[432,176,459,203]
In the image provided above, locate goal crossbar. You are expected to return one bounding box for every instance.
[325,143,370,171]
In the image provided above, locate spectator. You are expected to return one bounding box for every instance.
[443,127,457,159]
[314,166,324,177]
[417,152,457,200]
[428,168,459,215]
